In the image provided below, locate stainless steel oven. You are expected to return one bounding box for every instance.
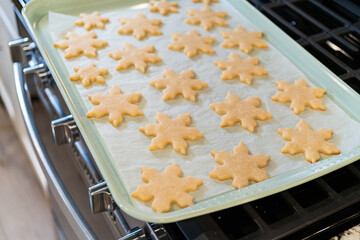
[1,0,360,239]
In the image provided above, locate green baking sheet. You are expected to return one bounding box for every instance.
[23,0,360,223]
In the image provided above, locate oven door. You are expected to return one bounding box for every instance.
[4,0,167,238]
[0,0,48,191]
[11,46,98,239]
[9,39,165,240]
[1,2,98,239]
[1,8,97,237]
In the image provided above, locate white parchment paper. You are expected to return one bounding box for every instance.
[49,1,360,212]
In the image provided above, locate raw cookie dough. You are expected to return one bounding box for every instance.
[150,68,207,102]
[87,86,143,127]
[131,162,203,213]
[272,78,326,114]
[75,12,109,31]
[53,31,108,59]
[210,142,270,189]
[220,25,268,54]
[108,43,162,73]
[139,112,203,155]
[192,0,219,5]
[118,13,162,40]
[210,92,272,132]
[186,5,228,30]
[70,62,108,87]
[278,119,340,163]
[168,29,215,58]
[214,52,268,85]
[149,0,178,16]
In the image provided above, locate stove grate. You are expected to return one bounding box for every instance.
[173,164,360,240]
[288,180,329,208]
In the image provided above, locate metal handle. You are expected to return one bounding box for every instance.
[51,115,80,145]
[8,37,34,62]
[13,62,98,240]
[23,63,52,90]
[89,181,114,214]
[23,63,46,75]
[145,223,171,240]
[119,227,147,240]
[51,116,101,185]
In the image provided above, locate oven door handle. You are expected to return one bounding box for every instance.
[13,62,98,240]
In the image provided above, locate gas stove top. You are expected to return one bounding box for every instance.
[7,0,360,239]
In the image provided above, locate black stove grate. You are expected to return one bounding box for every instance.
[164,1,360,239]
[171,166,360,240]
[249,0,360,83]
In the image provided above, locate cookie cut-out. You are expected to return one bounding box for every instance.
[220,25,268,54]
[118,13,162,40]
[139,112,203,155]
[272,78,326,114]
[75,12,109,31]
[87,86,143,127]
[214,52,268,85]
[54,31,108,59]
[192,0,219,5]
[150,0,178,16]
[108,43,162,73]
[150,69,207,102]
[210,92,272,132]
[210,142,270,189]
[186,5,228,30]
[278,119,340,164]
[131,162,203,213]
[70,63,108,87]
[168,29,215,58]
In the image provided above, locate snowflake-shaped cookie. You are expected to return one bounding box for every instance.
[272,78,326,114]
[210,142,270,189]
[186,5,228,30]
[278,119,340,163]
[150,0,178,16]
[86,86,143,127]
[131,162,203,213]
[75,12,109,31]
[210,92,272,132]
[214,52,268,85]
[168,29,215,58]
[220,25,268,54]
[139,112,203,155]
[69,63,108,87]
[53,31,108,59]
[118,13,162,40]
[192,0,219,5]
[108,43,162,73]
[150,69,208,102]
